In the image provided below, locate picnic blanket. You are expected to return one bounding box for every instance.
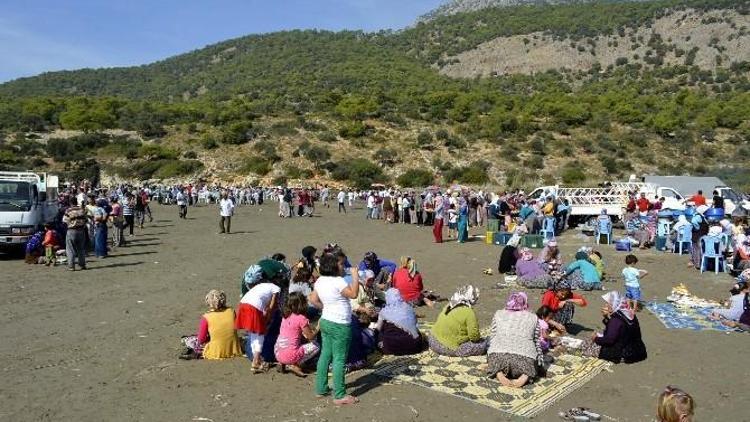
[645,302,738,332]
[372,351,611,418]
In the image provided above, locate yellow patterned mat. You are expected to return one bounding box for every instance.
[372,350,611,418]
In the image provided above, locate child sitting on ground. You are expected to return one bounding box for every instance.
[536,306,554,353]
[181,290,243,360]
[622,254,648,311]
[24,231,44,264]
[274,292,320,377]
[42,223,59,266]
[657,385,694,422]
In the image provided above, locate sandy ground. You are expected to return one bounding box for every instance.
[1,203,748,422]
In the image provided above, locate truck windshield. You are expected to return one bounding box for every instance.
[0,181,31,211]
[722,189,740,202]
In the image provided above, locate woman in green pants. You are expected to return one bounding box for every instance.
[309,252,360,405]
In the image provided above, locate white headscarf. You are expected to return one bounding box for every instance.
[447,285,479,312]
[602,291,635,321]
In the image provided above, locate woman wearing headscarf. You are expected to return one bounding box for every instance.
[497,225,527,274]
[457,197,469,243]
[429,285,487,357]
[690,206,710,268]
[376,289,425,356]
[516,248,554,289]
[486,292,544,388]
[562,251,602,291]
[541,280,588,331]
[392,256,435,307]
[433,194,445,243]
[581,291,647,364]
[538,240,563,274]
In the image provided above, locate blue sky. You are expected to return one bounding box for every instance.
[0,0,444,82]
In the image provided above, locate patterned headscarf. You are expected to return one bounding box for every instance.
[380,289,420,338]
[519,247,534,261]
[602,291,634,321]
[399,256,418,278]
[505,291,529,311]
[204,289,227,311]
[447,285,479,312]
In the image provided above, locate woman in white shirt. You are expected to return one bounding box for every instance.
[309,252,360,405]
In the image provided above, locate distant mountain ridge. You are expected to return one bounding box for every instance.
[419,0,652,21]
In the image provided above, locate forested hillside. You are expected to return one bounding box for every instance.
[0,0,749,190]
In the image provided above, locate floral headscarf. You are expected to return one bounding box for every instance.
[505,291,528,311]
[447,285,479,312]
[602,291,634,321]
[519,247,534,261]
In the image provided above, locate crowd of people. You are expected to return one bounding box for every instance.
[31,179,750,421]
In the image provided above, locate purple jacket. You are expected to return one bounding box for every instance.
[516,259,546,280]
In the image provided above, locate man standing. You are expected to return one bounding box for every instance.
[63,197,88,271]
[219,192,235,234]
[321,185,330,208]
[176,189,188,219]
[337,189,346,213]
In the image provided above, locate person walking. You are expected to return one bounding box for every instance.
[62,197,88,271]
[337,190,347,213]
[176,189,188,219]
[219,192,235,234]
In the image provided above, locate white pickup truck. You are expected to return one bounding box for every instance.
[0,172,60,252]
[529,176,748,227]
[528,182,684,226]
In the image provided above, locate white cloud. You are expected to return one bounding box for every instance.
[0,18,109,82]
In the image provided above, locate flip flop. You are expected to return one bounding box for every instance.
[333,395,359,406]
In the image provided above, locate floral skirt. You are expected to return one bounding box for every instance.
[428,335,487,357]
[517,274,554,290]
[553,302,576,326]
[580,338,601,358]
[487,352,538,379]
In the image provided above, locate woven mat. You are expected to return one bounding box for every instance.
[645,302,740,332]
[372,351,611,418]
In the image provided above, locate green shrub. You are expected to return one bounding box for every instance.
[222,121,256,145]
[561,162,586,184]
[396,169,434,187]
[338,121,368,138]
[154,159,204,178]
[270,120,298,137]
[201,137,219,150]
[317,131,338,143]
[183,150,198,159]
[331,158,386,188]
[242,158,273,176]
[443,161,489,185]
[252,140,281,162]
[139,143,178,160]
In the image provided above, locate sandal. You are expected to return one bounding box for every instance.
[333,395,359,406]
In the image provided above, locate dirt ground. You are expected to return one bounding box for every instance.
[1,203,747,422]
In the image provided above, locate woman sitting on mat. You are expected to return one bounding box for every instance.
[709,281,748,322]
[391,256,438,307]
[376,288,426,356]
[486,292,544,388]
[429,285,487,357]
[516,248,554,289]
[561,251,602,291]
[181,290,243,360]
[540,280,588,332]
[581,291,647,364]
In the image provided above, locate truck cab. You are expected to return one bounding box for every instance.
[0,172,59,252]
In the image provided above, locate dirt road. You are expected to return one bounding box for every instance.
[1,203,746,421]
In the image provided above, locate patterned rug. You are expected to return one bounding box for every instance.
[645,302,739,332]
[372,352,611,418]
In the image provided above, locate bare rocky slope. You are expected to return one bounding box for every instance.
[420,0,650,21]
[440,8,750,77]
